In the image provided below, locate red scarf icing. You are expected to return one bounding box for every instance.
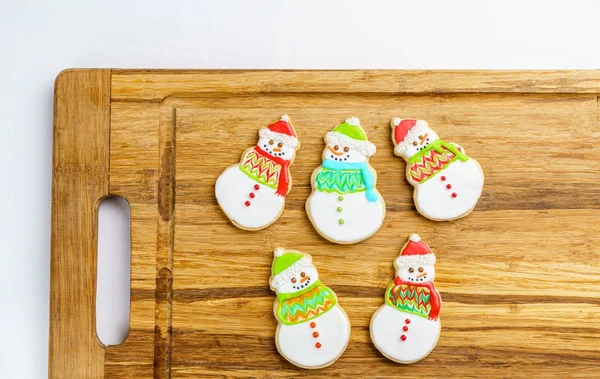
[393,276,441,320]
[253,146,291,196]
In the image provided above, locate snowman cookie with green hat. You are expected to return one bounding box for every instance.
[306,117,386,244]
[270,248,350,369]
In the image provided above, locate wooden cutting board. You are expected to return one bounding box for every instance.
[50,70,600,378]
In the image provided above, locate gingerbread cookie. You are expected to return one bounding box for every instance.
[306,117,385,244]
[370,234,442,364]
[270,248,350,369]
[215,115,299,230]
[391,118,484,221]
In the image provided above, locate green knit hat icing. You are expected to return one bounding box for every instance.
[325,117,376,156]
[331,117,368,141]
[272,247,304,276]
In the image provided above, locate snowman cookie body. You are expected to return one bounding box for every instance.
[391,118,484,221]
[370,234,442,364]
[306,117,385,244]
[215,115,299,230]
[270,248,350,369]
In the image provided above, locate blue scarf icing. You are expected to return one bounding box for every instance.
[321,159,378,202]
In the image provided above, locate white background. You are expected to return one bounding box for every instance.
[1,1,600,377]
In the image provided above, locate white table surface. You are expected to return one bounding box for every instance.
[1,1,599,377]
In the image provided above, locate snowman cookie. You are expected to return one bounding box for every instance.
[391,118,484,221]
[270,248,351,369]
[215,115,299,230]
[370,234,442,364]
[306,117,386,244]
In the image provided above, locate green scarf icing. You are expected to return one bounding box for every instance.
[276,281,337,326]
[314,168,366,194]
[408,139,469,165]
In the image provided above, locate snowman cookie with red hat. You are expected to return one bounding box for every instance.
[370,234,442,364]
[215,115,299,230]
[391,118,484,221]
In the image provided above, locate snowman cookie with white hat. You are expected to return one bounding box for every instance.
[306,117,386,244]
[269,248,351,369]
[391,118,484,221]
[215,115,299,230]
[370,234,442,364]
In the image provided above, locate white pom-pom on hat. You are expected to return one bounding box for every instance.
[345,116,360,126]
[410,234,421,242]
[280,114,290,123]
[391,117,402,127]
[274,247,285,257]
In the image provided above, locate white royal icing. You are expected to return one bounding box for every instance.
[370,235,442,364]
[391,118,484,221]
[271,250,351,368]
[215,118,299,230]
[307,122,385,244]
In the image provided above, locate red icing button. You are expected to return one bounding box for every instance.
[400,335,407,341]
[403,326,409,331]
[315,342,322,348]
[313,332,319,338]
[244,201,251,206]
[441,176,446,181]
[249,193,255,198]
[446,184,452,189]
[310,322,316,328]
[452,192,458,198]
[254,184,260,190]
[405,319,410,324]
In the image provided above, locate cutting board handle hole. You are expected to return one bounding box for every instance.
[96,196,131,346]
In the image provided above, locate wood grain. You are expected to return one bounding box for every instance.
[50,70,600,378]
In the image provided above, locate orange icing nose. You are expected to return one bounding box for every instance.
[419,133,429,145]
[273,147,282,152]
[417,272,427,279]
[327,145,343,156]
[300,275,310,283]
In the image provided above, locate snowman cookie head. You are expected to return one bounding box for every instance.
[394,234,437,283]
[391,118,440,161]
[323,117,376,163]
[270,248,319,295]
[258,115,299,161]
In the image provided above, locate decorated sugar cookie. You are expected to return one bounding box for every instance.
[306,117,385,244]
[270,248,350,369]
[391,118,484,221]
[370,234,441,364]
[215,115,299,230]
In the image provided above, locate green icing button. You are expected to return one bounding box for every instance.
[337,206,342,212]
[338,195,344,201]
[338,219,345,225]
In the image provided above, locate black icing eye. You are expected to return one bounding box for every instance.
[300,272,306,278]
[412,141,418,146]
[291,278,297,283]
[418,267,424,273]
[278,142,283,148]
[269,140,274,145]
[418,135,424,140]
[343,147,349,152]
[334,145,339,151]
[408,267,414,273]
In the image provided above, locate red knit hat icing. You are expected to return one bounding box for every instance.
[259,115,299,147]
[392,118,417,145]
[394,234,436,268]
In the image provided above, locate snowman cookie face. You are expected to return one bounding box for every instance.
[370,234,442,364]
[270,248,351,369]
[306,117,386,245]
[258,136,297,160]
[214,115,299,231]
[391,118,484,222]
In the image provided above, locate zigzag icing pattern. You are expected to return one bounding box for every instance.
[409,147,456,183]
[239,150,281,189]
[386,283,432,318]
[278,285,337,324]
[314,168,366,194]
